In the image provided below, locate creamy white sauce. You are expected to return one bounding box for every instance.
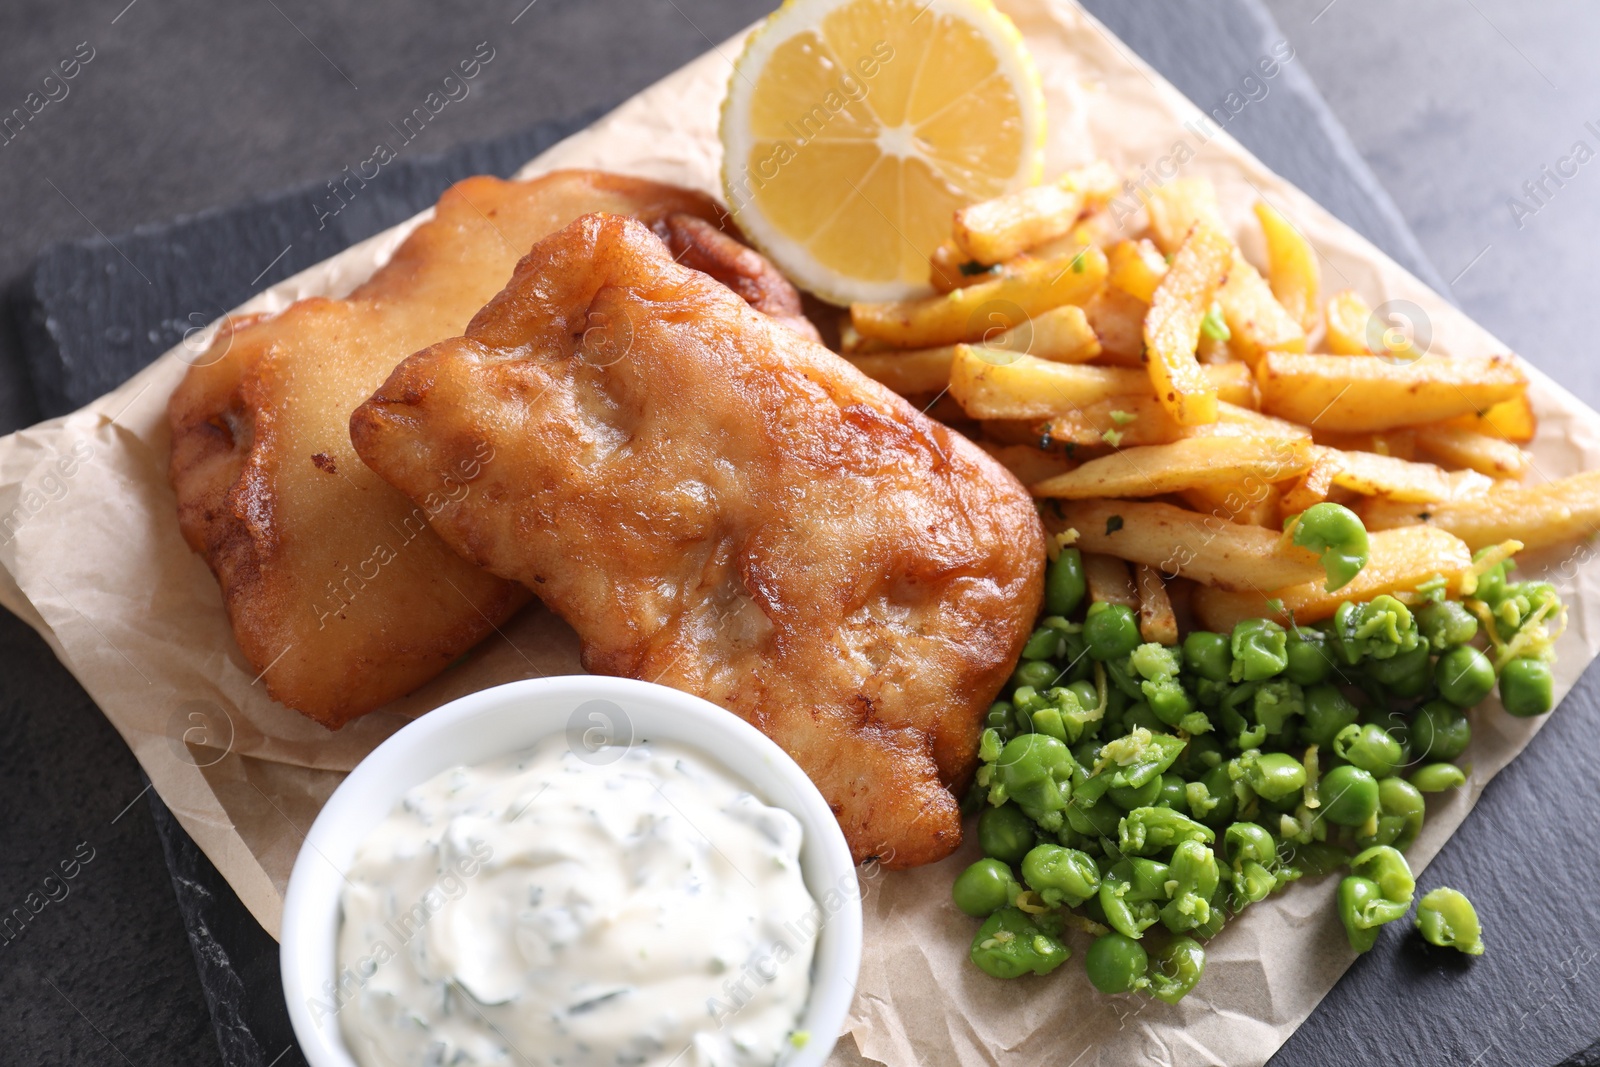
[335,738,818,1067]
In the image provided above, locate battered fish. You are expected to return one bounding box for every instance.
[170,170,807,728]
[350,213,1044,866]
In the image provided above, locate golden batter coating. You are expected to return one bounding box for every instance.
[351,213,1044,866]
[168,171,760,727]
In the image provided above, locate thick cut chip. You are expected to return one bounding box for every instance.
[1358,470,1600,552]
[1255,352,1526,432]
[169,171,784,727]
[1145,225,1233,425]
[1253,200,1320,332]
[949,347,1252,421]
[1043,399,1303,449]
[851,247,1106,348]
[1031,436,1311,499]
[1191,526,1476,629]
[1049,500,1324,592]
[351,213,1043,867]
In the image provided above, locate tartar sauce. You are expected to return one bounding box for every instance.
[333,738,819,1067]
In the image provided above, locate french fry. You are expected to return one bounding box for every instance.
[1279,457,1337,515]
[1415,425,1532,478]
[1190,525,1476,629]
[1324,290,1375,355]
[1108,239,1168,303]
[1145,225,1234,426]
[952,348,1254,420]
[1048,499,1325,592]
[852,247,1109,348]
[1043,399,1304,449]
[1084,286,1148,364]
[1135,564,1179,645]
[1255,353,1527,431]
[1145,178,1225,254]
[1434,394,1536,443]
[979,442,1075,485]
[847,349,955,396]
[928,241,997,293]
[1181,483,1284,528]
[1358,470,1600,552]
[1218,252,1307,366]
[952,162,1121,266]
[1254,200,1320,332]
[1015,305,1103,363]
[1285,445,1496,504]
[1083,551,1139,607]
[850,306,1103,396]
[1311,428,1418,460]
[1031,436,1312,499]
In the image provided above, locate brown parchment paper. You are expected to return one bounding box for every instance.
[2,2,1597,1064]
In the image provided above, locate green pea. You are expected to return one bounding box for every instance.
[1154,773,1190,814]
[1097,870,1162,939]
[1224,821,1277,867]
[978,803,1036,864]
[1349,844,1415,906]
[1416,600,1479,650]
[1085,602,1142,661]
[1113,700,1164,737]
[995,733,1076,826]
[1416,886,1485,955]
[1337,875,1384,952]
[1046,548,1088,616]
[1191,763,1238,828]
[1290,502,1370,592]
[1320,764,1380,826]
[1244,751,1307,803]
[1333,722,1404,778]
[1183,631,1233,683]
[1175,733,1226,779]
[1435,645,1496,707]
[1366,643,1432,698]
[1302,684,1361,748]
[984,701,1018,741]
[1230,618,1289,681]
[1160,840,1220,933]
[1284,628,1335,686]
[1148,936,1207,1004]
[1118,807,1214,856]
[1021,844,1101,908]
[1012,658,1060,692]
[1499,657,1554,717]
[1067,680,1101,716]
[970,907,1071,978]
[1355,777,1427,853]
[1084,932,1149,994]
[1021,625,1066,661]
[952,858,1020,917]
[1409,762,1467,792]
[1108,773,1164,811]
[1411,700,1472,762]
[1064,796,1123,840]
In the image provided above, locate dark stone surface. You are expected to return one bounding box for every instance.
[3,0,1600,1065]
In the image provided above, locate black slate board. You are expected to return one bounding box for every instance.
[10,1,1600,1065]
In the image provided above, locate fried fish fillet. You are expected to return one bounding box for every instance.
[350,213,1044,866]
[169,170,803,728]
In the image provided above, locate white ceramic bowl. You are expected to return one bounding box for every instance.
[281,675,862,1067]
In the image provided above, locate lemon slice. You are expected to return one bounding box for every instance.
[721,0,1046,304]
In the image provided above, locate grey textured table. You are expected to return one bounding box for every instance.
[3,2,1600,1066]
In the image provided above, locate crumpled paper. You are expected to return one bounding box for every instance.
[0,2,1595,1065]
